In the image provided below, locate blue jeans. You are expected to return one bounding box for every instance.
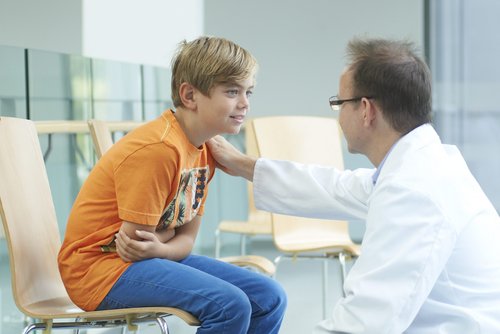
[97,255,287,333]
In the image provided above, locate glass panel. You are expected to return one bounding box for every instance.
[0,45,26,118]
[92,59,143,120]
[143,65,172,120]
[28,49,94,234]
[430,0,500,211]
[28,50,92,120]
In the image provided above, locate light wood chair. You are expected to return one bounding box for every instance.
[214,120,272,258]
[88,120,144,158]
[87,119,276,276]
[252,116,361,319]
[0,116,199,334]
[35,120,91,166]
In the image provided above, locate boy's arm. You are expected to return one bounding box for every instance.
[115,217,201,262]
[155,228,176,243]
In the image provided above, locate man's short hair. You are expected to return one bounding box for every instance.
[346,38,432,134]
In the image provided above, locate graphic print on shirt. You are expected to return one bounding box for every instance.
[156,166,209,231]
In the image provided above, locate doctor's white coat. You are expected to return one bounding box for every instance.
[253,124,500,334]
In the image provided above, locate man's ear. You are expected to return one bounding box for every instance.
[179,82,196,109]
[361,97,376,127]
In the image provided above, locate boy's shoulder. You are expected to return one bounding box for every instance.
[125,110,176,144]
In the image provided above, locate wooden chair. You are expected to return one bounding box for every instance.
[214,120,272,258]
[87,119,276,276]
[0,116,199,334]
[88,120,144,158]
[252,116,361,319]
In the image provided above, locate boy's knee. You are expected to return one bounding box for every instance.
[206,286,252,322]
[230,287,253,314]
[256,277,288,315]
[270,279,288,312]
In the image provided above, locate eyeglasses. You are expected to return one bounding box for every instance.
[329,95,374,111]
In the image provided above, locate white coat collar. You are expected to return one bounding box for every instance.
[374,123,440,185]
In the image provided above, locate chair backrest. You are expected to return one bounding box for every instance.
[88,120,145,159]
[252,116,349,249]
[88,119,114,159]
[0,117,70,312]
[245,120,272,223]
[252,116,344,168]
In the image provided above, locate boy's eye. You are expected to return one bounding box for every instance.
[226,89,239,96]
[246,90,253,98]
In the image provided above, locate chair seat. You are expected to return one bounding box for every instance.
[22,296,200,325]
[270,212,361,257]
[276,239,361,257]
[219,255,276,276]
[218,220,272,234]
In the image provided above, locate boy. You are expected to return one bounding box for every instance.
[58,36,286,334]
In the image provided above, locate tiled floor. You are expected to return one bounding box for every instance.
[0,237,350,334]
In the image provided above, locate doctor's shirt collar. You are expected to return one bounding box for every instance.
[372,140,399,185]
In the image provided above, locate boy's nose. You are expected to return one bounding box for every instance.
[238,95,250,109]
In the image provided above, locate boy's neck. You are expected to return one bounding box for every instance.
[172,107,206,148]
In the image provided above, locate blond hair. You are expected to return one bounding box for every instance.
[171,36,257,107]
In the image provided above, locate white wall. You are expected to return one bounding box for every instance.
[0,0,204,67]
[205,0,424,121]
[0,0,82,54]
[82,0,204,67]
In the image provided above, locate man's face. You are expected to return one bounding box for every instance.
[337,69,365,155]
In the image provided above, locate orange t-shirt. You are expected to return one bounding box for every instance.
[58,110,215,311]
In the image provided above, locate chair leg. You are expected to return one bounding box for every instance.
[22,323,40,334]
[74,316,81,334]
[322,258,329,319]
[215,229,221,258]
[338,252,347,298]
[240,234,247,255]
[156,316,170,334]
[273,254,284,280]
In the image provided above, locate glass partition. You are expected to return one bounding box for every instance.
[28,50,92,121]
[143,64,172,120]
[92,58,142,121]
[429,0,500,211]
[28,50,94,233]
[0,45,26,118]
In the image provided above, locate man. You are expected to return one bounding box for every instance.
[207,38,500,333]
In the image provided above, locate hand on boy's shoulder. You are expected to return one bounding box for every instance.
[206,136,229,171]
[206,136,255,180]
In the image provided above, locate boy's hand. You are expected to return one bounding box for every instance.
[207,135,257,181]
[115,228,165,262]
[156,228,175,243]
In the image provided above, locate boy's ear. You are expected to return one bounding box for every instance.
[179,82,196,109]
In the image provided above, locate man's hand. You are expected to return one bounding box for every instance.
[207,135,257,181]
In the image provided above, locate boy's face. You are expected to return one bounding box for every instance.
[196,76,255,136]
